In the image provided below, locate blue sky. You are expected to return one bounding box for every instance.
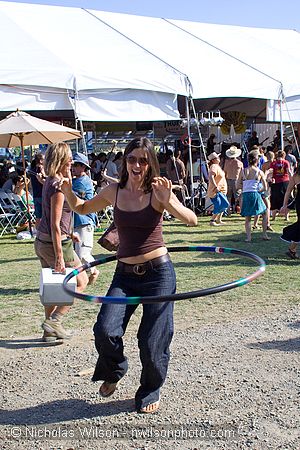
[3,0,300,30]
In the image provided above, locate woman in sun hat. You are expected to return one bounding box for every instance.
[207,152,228,226]
[223,145,243,215]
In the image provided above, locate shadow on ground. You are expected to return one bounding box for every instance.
[0,287,38,295]
[0,398,135,425]
[247,337,300,352]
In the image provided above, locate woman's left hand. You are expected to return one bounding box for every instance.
[54,168,73,194]
[152,177,172,205]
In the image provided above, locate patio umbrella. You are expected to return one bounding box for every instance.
[0,110,81,236]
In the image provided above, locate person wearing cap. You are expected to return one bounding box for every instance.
[207,152,228,226]
[72,152,99,285]
[223,146,243,215]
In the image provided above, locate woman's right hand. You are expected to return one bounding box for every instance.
[54,255,66,273]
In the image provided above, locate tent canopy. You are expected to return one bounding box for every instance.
[0,1,299,121]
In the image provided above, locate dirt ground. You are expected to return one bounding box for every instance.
[0,302,299,450]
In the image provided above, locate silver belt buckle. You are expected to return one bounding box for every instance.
[133,264,146,275]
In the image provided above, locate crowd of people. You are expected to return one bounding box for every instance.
[1,131,299,247]
[205,141,300,245]
[1,131,300,414]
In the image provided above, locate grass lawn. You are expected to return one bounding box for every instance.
[0,213,299,339]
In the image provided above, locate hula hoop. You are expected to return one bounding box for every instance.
[62,246,265,305]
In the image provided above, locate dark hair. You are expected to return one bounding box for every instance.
[31,152,44,170]
[97,152,106,160]
[284,145,292,153]
[276,150,285,159]
[248,152,259,166]
[113,151,123,162]
[119,137,159,192]
[12,175,25,185]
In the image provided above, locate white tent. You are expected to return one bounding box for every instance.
[89,10,300,120]
[0,1,189,121]
[0,1,299,122]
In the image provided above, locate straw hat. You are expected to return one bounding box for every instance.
[226,145,241,158]
[207,152,220,161]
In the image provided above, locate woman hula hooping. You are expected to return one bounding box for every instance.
[59,137,197,414]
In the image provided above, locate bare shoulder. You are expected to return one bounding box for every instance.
[95,182,119,204]
[259,169,265,178]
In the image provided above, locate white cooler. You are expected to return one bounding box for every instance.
[39,268,76,306]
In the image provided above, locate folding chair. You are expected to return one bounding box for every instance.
[97,205,113,226]
[6,192,36,225]
[0,201,16,236]
[2,192,25,227]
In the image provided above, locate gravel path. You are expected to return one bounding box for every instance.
[0,305,299,450]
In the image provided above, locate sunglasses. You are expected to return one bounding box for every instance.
[126,155,149,166]
[73,162,83,167]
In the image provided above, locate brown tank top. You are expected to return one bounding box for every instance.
[38,176,72,238]
[114,185,165,258]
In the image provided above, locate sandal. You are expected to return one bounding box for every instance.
[286,249,300,260]
[138,400,160,414]
[99,381,118,398]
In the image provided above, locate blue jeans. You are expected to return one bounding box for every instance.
[92,258,176,410]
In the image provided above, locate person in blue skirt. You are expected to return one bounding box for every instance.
[238,152,271,243]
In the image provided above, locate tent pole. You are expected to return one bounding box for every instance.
[190,97,208,215]
[279,86,284,151]
[185,96,194,211]
[69,87,86,155]
[74,87,87,156]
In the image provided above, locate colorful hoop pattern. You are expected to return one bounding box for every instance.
[62,246,265,305]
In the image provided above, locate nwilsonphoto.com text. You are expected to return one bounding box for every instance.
[3,424,241,441]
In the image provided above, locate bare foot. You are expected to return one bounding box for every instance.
[88,269,100,285]
[99,381,118,398]
[138,400,160,414]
